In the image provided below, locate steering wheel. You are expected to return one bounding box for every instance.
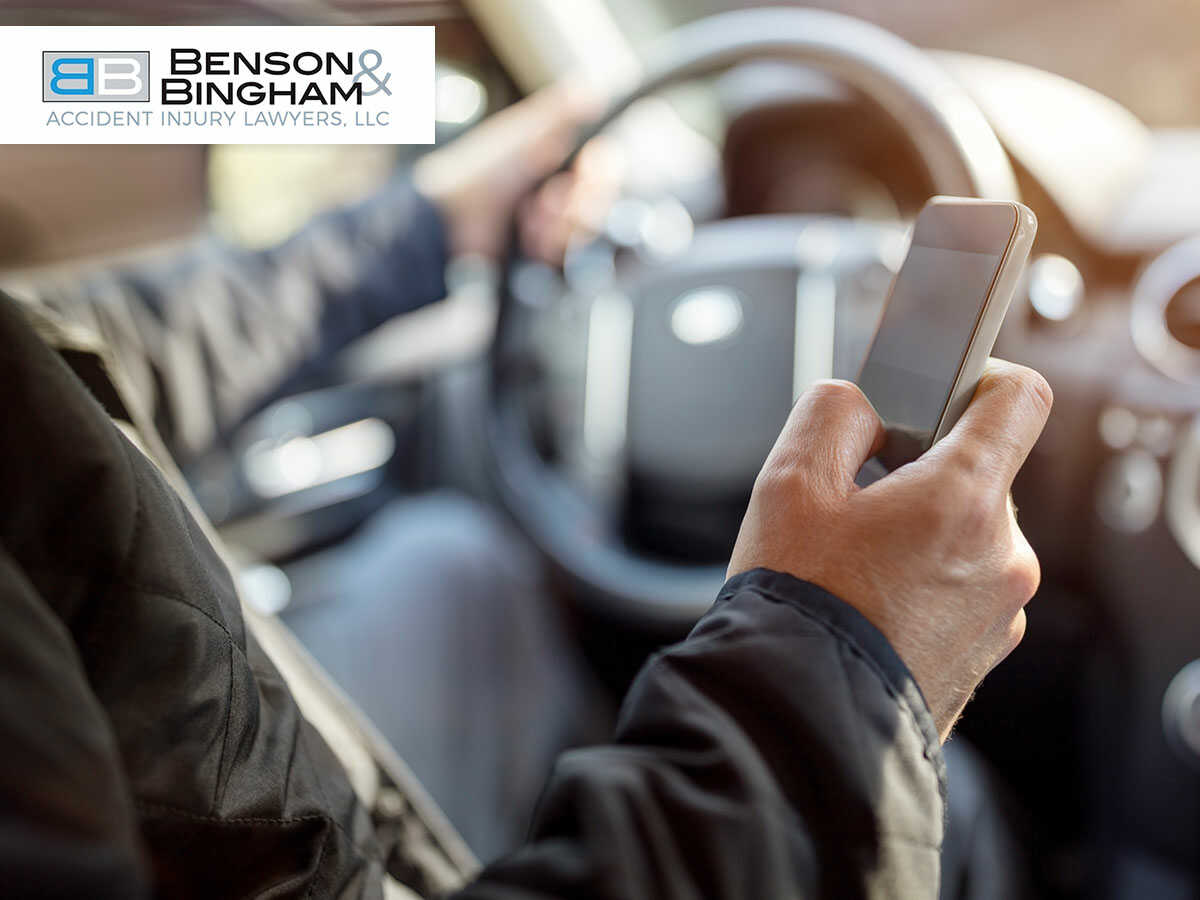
[485,7,1020,633]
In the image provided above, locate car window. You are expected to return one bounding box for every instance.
[203,4,505,247]
[605,0,1200,128]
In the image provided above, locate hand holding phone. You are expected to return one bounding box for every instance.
[856,196,1036,472]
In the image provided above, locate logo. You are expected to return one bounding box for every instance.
[353,50,392,97]
[12,26,434,143]
[43,52,150,102]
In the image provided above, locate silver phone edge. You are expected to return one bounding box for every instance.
[931,200,1038,445]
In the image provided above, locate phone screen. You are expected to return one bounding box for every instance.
[857,202,1017,468]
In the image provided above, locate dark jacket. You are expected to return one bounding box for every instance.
[0,183,947,899]
[8,178,450,468]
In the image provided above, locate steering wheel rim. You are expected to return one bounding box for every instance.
[561,7,1018,200]
[487,7,1020,633]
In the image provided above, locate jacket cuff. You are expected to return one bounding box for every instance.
[716,567,947,802]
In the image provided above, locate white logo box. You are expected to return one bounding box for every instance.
[0,26,434,144]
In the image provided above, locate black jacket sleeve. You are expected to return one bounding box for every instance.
[0,293,392,900]
[0,543,149,899]
[7,178,448,465]
[455,568,948,900]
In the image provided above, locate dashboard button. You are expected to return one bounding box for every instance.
[1097,449,1162,533]
[1163,660,1200,765]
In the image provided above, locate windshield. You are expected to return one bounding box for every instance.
[605,0,1200,127]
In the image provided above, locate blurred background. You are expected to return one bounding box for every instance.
[3,2,1200,899]
[6,0,1199,260]
[617,0,1200,127]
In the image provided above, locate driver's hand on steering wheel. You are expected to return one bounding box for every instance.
[413,78,624,262]
[728,360,1054,742]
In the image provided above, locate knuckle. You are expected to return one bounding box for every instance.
[1004,609,1028,656]
[753,458,791,498]
[806,379,869,415]
[990,364,1053,419]
[935,440,997,490]
[946,452,988,492]
[1005,548,1042,605]
[929,461,1003,531]
[754,456,810,503]
[1016,367,1054,417]
[751,454,833,526]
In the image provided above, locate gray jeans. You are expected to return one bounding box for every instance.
[280,493,613,864]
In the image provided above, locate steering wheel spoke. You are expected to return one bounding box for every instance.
[487,8,1017,631]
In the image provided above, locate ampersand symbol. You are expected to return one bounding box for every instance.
[354,49,392,97]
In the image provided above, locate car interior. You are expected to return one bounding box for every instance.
[3,0,1200,897]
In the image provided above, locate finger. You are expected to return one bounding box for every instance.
[503,79,607,175]
[571,136,626,213]
[420,78,606,199]
[519,173,573,262]
[766,380,885,496]
[531,76,608,130]
[521,138,627,265]
[561,138,625,235]
[932,358,1053,489]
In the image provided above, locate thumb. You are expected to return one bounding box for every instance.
[766,380,885,497]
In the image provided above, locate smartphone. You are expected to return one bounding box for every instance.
[856,196,1036,472]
